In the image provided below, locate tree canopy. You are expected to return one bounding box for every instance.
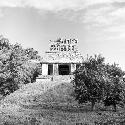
[0,35,41,96]
[72,55,125,111]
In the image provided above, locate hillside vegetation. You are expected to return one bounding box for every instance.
[0,35,41,97]
[0,80,75,124]
[0,80,125,125]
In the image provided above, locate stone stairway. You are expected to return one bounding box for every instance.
[36,75,74,82]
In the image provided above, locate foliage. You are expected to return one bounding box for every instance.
[72,54,125,111]
[103,63,125,111]
[0,35,41,96]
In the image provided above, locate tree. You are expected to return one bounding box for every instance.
[0,36,41,96]
[16,61,41,85]
[72,55,106,110]
[103,63,125,111]
[72,55,125,111]
[24,48,40,60]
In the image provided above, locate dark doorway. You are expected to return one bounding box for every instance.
[59,64,70,75]
[48,64,53,75]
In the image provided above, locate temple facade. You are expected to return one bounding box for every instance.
[40,38,83,76]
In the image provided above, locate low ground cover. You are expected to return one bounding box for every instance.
[0,81,125,125]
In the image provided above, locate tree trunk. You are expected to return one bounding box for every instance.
[91,101,95,111]
[113,104,116,112]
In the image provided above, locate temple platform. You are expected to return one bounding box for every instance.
[36,75,74,82]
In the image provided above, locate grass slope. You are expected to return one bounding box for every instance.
[0,80,125,125]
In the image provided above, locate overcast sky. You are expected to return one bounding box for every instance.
[0,0,125,69]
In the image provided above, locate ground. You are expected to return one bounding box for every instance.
[0,80,125,125]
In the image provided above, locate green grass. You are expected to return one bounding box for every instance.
[0,80,125,125]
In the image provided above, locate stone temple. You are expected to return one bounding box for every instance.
[37,38,83,81]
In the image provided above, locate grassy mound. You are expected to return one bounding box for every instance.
[0,80,75,107]
[0,80,77,124]
[1,80,64,104]
[34,82,75,104]
[0,80,125,125]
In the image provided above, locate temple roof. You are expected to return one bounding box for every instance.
[41,51,83,63]
[40,38,84,63]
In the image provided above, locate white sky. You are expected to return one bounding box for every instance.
[0,0,125,70]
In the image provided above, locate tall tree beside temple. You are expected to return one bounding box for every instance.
[0,36,41,96]
[103,63,125,111]
[72,55,125,111]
